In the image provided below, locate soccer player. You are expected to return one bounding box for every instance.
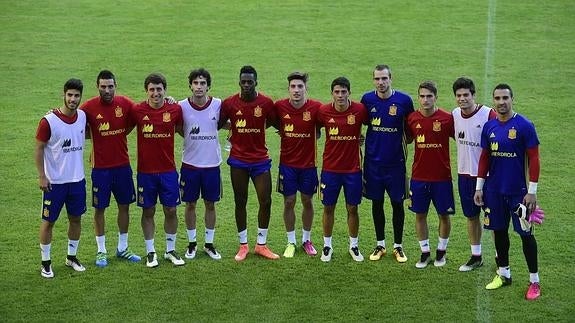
[317,77,368,262]
[451,77,496,272]
[129,73,184,268]
[36,78,87,278]
[218,65,279,261]
[274,71,322,258]
[361,64,414,263]
[474,84,542,300]
[406,81,455,269]
[81,70,140,267]
[178,68,222,260]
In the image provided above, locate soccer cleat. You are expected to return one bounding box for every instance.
[185,242,197,259]
[146,252,158,268]
[320,246,333,262]
[434,249,447,267]
[41,260,54,278]
[369,245,387,261]
[459,255,483,272]
[302,240,317,256]
[65,256,86,272]
[164,250,185,266]
[392,247,408,263]
[415,252,432,269]
[525,282,541,300]
[116,249,141,262]
[349,246,364,262]
[95,252,108,267]
[204,243,222,260]
[283,243,296,258]
[235,244,249,262]
[254,244,280,260]
[486,275,512,290]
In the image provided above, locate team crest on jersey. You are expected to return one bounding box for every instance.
[371,117,381,126]
[115,107,123,117]
[347,115,355,125]
[284,124,294,132]
[433,121,441,132]
[417,134,425,143]
[389,105,397,116]
[490,142,499,151]
[163,112,171,122]
[329,127,339,135]
[254,106,262,117]
[96,114,103,119]
[508,128,516,139]
[303,111,311,121]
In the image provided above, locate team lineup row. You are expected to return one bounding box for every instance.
[35,65,543,300]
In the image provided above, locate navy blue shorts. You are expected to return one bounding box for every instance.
[277,164,318,196]
[41,179,86,222]
[179,166,222,203]
[227,157,271,179]
[363,161,407,202]
[457,175,481,218]
[320,170,362,206]
[91,165,136,208]
[408,180,455,215]
[483,190,532,236]
[136,171,181,208]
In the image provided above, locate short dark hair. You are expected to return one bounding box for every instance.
[374,64,392,78]
[287,71,308,83]
[188,68,211,87]
[331,76,350,92]
[144,73,167,90]
[96,70,116,85]
[452,77,475,95]
[239,65,257,80]
[493,83,513,98]
[418,80,437,96]
[64,78,83,94]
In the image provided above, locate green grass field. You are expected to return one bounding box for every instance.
[1,0,574,322]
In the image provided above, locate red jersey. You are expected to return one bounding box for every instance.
[317,101,368,173]
[81,95,134,168]
[407,108,454,181]
[220,93,276,163]
[275,98,322,168]
[129,101,182,173]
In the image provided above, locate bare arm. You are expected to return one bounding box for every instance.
[35,140,50,192]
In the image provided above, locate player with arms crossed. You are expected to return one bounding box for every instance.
[129,73,184,268]
[474,84,542,300]
[317,77,368,262]
[451,77,496,272]
[36,78,87,278]
[179,68,222,260]
[81,70,140,267]
[361,64,414,263]
[219,65,279,261]
[407,81,455,269]
[274,71,322,258]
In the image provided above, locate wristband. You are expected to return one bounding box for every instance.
[475,178,485,191]
[528,182,538,195]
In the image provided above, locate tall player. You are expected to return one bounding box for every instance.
[36,78,87,278]
[361,64,414,263]
[129,73,184,268]
[274,71,322,258]
[218,65,279,261]
[451,77,496,272]
[317,77,368,262]
[179,68,222,260]
[474,84,542,300]
[81,70,140,267]
[406,81,455,269]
